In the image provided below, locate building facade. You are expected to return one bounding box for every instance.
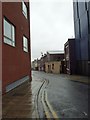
[73,0,90,76]
[47,51,64,62]
[1,1,31,94]
[32,51,64,74]
[64,39,76,75]
[39,54,47,71]
[45,51,64,74]
[32,59,38,70]
[45,61,62,74]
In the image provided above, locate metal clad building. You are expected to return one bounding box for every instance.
[73,0,90,75]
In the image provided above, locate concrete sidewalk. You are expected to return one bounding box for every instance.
[2,81,33,118]
[2,78,43,119]
[65,75,89,84]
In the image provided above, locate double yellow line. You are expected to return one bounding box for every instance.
[42,90,59,119]
[35,79,59,119]
[42,90,51,119]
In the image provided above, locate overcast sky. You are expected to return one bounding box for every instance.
[30,0,75,61]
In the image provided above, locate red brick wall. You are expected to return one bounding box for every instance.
[2,2,31,93]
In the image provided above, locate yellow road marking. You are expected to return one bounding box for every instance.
[45,91,59,119]
[39,79,59,119]
[42,91,51,120]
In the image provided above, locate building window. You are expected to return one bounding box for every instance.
[22,0,27,19]
[23,36,28,52]
[52,64,54,69]
[65,45,69,60]
[4,18,15,47]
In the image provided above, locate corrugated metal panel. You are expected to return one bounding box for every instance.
[80,11,88,38]
[73,2,79,21]
[80,37,88,60]
[74,19,80,39]
[78,1,86,17]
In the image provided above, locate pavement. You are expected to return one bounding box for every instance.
[2,77,43,118]
[2,71,89,119]
[2,81,33,118]
[64,74,89,84]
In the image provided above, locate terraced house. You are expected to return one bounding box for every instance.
[0,0,31,94]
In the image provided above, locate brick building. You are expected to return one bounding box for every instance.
[47,51,64,62]
[39,54,47,71]
[44,51,64,73]
[1,1,31,94]
[0,1,2,95]
[64,39,76,75]
[73,1,90,76]
[32,59,38,70]
[34,51,64,73]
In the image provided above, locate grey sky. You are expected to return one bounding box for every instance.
[30,0,75,61]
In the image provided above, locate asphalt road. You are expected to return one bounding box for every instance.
[32,71,89,118]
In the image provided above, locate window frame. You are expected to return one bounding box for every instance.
[22,0,28,19]
[23,36,28,53]
[4,17,15,47]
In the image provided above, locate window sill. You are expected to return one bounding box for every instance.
[23,50,28,53]
[22,11,27,19]
[4,41,15,48]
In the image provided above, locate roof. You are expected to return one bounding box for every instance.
[47,50,64,54]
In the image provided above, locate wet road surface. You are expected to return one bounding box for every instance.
[2,71,89,119]
[32,71,89,118]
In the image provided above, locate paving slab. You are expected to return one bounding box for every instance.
[2,78,43,119]
[2,81,32,118]
[65,75,89,84]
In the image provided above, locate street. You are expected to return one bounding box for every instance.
[1,1,90,120]
[2,71,89,119]
[32,71,89,118]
